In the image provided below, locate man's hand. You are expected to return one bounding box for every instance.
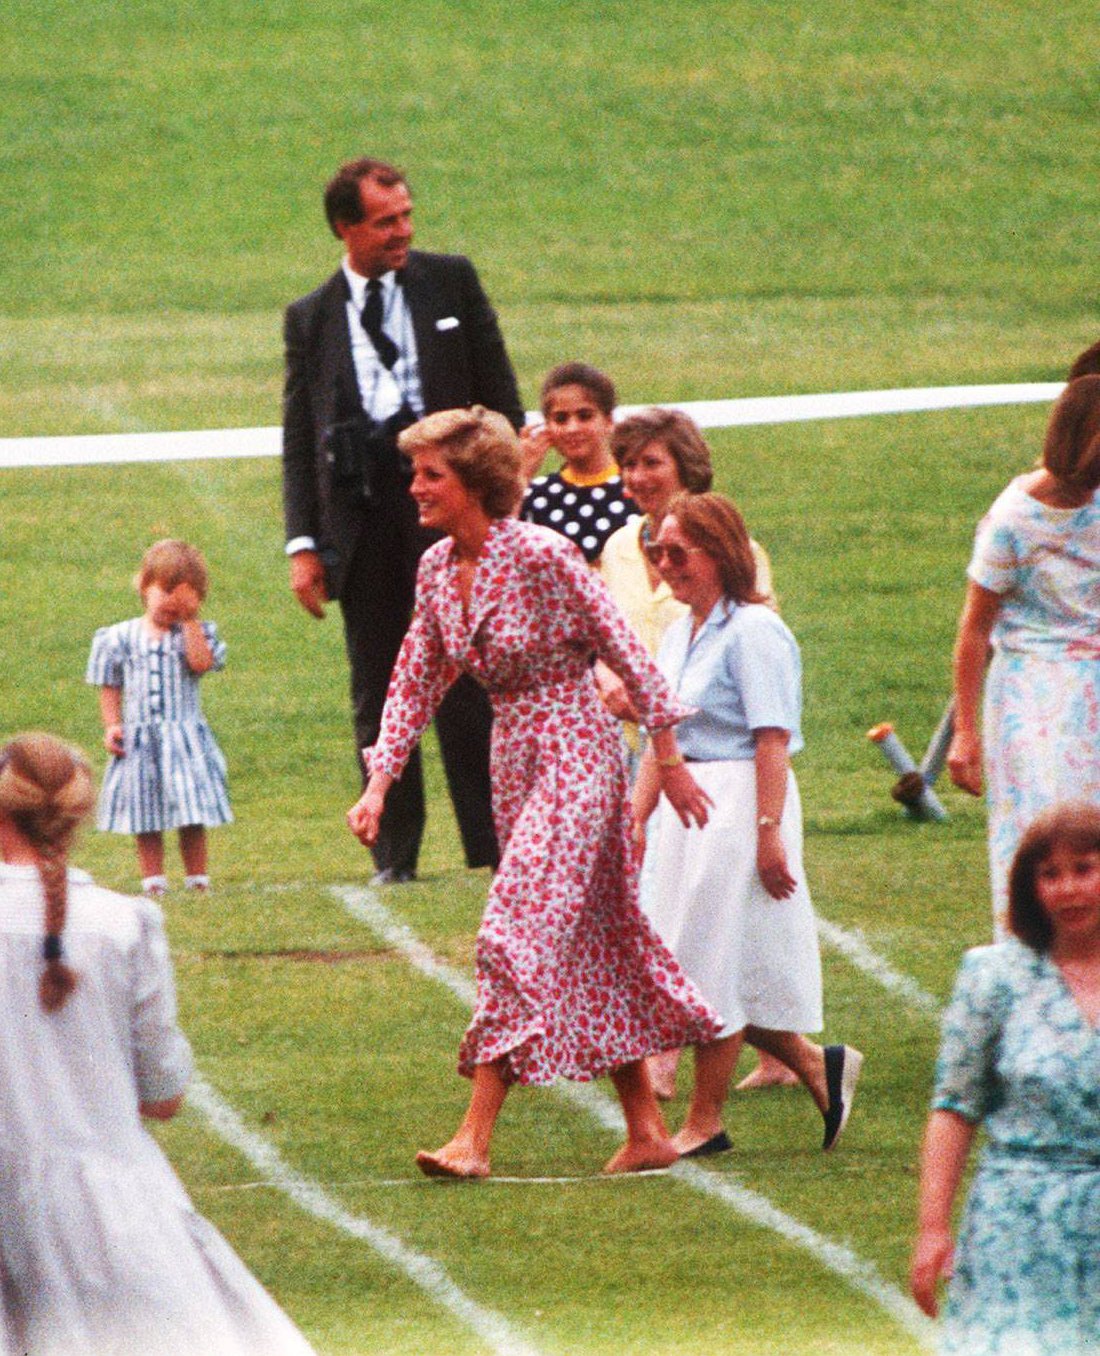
[290,549,328,619]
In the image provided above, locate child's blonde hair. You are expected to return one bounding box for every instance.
[135,539,209,600]
[0,734,95,1012]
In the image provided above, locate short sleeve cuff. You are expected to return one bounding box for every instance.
[285,536,317,556]
[930,1093,983,1124]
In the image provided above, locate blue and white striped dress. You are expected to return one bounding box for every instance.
[85,618,233,834]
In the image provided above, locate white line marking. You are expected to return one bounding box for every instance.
[199,1172,676,1191]
[211,878,946,1020]
[0,383,1063,468]
[187,1072,545,1356]
[816,916,942,1016]
[672,1161,933,1342]
[331,885,935,1350]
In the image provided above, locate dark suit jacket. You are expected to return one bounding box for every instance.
[281,250,524,598]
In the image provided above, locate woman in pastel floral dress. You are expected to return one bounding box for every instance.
[948,375,1100,931]
[347,407,722,1179]
[911,801,1100,1354]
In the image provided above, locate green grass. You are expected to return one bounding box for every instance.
[1,0,1097,1352]
[3,402,1017,1356]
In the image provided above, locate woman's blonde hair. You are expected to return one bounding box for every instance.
[0,734,94,1012]
[398,406,524,518]
[135,539,210,600]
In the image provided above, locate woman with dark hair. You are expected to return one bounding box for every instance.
[0,734,315,1356]
[632,493,860,1156]
[348,407,722,1178]
[520,361,637,564]
[911,801,1100,1352]
[947,375,1100,931]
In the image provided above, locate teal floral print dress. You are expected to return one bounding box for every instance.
[933,940,1100,1355]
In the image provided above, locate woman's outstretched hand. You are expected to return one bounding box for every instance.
[910,1226,954,1317]
[347,773,390,846]
[756,829,796,899]
[659,763,713,829]
[947,729,983,796]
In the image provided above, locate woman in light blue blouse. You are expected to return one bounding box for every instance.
[633,493,861,1156]
[911,801,1100,1354]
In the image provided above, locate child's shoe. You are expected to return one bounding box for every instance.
[184,874,210,893]
[142,875,168,898]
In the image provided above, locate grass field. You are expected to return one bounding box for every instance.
[1,2,1098,1352]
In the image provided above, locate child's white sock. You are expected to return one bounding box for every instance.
[184,874,210,892]
[142,875,168,898]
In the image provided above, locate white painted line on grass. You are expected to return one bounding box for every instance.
[673,1161,934,1345]
[187,1071,545,1356]
[236,878,944,1023]
[331,884,934,1350]
[0,383,1063,468]
[816,916,942,1017]
[200,1171,677,1191]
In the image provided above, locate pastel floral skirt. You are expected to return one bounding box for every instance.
[983,650,1100,933]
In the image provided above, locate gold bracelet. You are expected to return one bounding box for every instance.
[656,753,685,768]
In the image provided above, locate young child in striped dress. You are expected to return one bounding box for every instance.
[86,540,232,896]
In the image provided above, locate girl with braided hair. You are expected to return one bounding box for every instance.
[0,733,315,1356]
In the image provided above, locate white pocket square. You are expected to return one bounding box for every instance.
[435,316,460,331]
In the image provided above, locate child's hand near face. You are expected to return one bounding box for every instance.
[144,582,203,630]
[171,582,203,622]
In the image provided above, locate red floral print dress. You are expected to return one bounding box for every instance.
[370,518,722,1084]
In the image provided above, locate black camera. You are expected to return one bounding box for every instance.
[323,417,371,487]
[323,407,416,503]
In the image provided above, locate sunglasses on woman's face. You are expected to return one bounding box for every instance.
[643,542,704,569]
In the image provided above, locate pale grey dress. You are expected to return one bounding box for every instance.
[0,862,314,1356]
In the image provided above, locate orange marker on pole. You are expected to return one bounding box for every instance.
[867,722,948,821]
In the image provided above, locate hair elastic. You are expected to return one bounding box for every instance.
[43,933,63,963]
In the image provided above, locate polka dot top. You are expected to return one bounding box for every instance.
[521,471,638,564]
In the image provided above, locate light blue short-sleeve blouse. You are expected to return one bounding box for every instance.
[656,600,803,761]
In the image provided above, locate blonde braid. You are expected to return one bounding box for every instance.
[0,734,94,1012]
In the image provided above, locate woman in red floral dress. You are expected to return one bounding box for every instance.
[348,407,722,1179]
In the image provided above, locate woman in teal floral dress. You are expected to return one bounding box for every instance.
[911,802,1100,1354]
[947,375,1100,932]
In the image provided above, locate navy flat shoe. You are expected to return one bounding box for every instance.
[822,1045,863,1151]
[681,1130,733,1158]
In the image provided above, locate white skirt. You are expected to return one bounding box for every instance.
[642,760,823,1038]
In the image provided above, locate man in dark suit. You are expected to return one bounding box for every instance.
[282,157,525,883]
